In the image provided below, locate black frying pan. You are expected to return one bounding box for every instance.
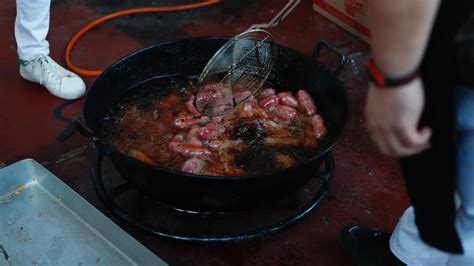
[73,38,349,211]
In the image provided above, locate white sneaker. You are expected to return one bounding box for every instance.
[19,55,86,100]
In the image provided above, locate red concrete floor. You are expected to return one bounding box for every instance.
[0,0,409,265]
[0,1,143,163]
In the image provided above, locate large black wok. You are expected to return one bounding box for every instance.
[74,38,349,212]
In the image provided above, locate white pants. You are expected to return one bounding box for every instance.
[390,206,474,266]
[391,87,474,266]
[15,0,51,61]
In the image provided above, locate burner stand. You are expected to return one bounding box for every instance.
[91,153,335,243]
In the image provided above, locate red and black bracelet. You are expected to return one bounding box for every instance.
[367,58,420,89]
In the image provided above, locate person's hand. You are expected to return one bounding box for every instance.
[364,77,432,156]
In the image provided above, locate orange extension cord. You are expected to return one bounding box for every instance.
[65,0,222,76]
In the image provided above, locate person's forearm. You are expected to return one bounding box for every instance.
[368,0,440,77]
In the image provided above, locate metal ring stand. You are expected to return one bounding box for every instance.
[91,152,335,243]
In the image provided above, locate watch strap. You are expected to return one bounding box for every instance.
[367,58,420,88]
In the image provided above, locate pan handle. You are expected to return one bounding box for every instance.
[312,40,346,77]
[72,117,94,138]
[73,117,112,156]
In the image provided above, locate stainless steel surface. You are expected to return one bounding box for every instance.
[0,245,11,266]
[0,159,167,266]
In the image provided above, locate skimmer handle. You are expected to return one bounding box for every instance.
[248,0,301,30]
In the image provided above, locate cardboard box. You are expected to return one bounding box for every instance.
[313,0,370,43]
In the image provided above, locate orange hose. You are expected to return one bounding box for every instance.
[65,0,223,76]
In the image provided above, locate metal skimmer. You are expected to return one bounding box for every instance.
[195,29,275,116]
[195,0,300,117]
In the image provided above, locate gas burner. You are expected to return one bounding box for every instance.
[90,153,334,243]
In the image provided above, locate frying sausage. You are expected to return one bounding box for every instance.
[311,114,327,139]
[296,90,317,115]
[187,125,203,146]
[240,102,255,118]
[181,157,206,174]
[275,105,298,122]
[185,95,200,115]
[234,90,252,104]
[199,121,223,140]
[261,88,276,98]
[277,92,299,108]
[169,135,212,159]
[259,95,280,109]
[173,115,210,129]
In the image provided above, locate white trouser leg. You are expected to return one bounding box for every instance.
[390,87,474,266]
[389,207,449,266]
[15,0,51,60]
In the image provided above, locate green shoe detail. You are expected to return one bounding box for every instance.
[19,59,28,67]
[19,56,49,67]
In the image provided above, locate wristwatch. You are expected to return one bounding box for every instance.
[367,58,420,89]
